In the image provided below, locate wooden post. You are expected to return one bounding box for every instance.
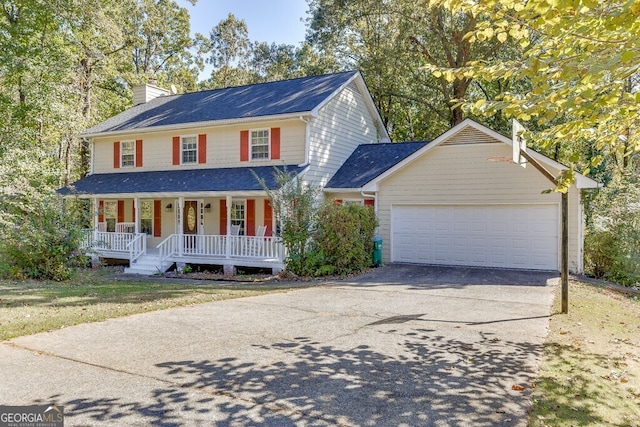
[561,191,569,313]
[520,150,570,313]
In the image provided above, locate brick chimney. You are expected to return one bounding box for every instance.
[132,81,171,106]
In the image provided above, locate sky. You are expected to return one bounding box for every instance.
[177,0,310,80]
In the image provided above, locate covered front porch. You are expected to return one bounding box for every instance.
[85,194,284,275]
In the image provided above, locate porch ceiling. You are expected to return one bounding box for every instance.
[58,164,306,197]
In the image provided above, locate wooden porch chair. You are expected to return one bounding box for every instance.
[97,222,107,232]
[116,222,135,233]
[250,225,268,256]
[230,224,241,236]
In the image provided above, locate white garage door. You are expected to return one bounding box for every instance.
[392,204,559,270]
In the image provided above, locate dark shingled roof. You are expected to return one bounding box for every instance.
[83,71,359,135]
[58,165,306,196]
[326,142,429,189]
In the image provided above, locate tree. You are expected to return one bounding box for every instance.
[431,0,640,176]
[0,0,202,279]
[257,168,321,276]
[306,0,520,140]
[198,14,333,89]
[125,0,200,91]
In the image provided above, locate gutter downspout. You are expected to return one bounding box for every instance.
[361,191,377,213]
[90,138,95,175]
[299,116,311,166]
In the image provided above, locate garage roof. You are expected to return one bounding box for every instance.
[325,141,429,189]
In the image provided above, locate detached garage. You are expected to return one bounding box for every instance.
[325,119,599,273]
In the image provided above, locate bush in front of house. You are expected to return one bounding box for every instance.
[308,201,378,276]
[0,195,88,281]
[259,167,378,277]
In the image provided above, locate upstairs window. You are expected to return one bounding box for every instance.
[182,136,197,164]
[250,129,270,160]
[121,141,135,167]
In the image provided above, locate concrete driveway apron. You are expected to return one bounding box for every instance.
[0,265,557,426]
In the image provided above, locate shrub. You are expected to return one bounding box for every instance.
[584,175,640,286]
[0,196,87,281]
[309,202,378,276]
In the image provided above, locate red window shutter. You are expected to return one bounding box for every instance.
[246,199,256,236]
[198,134,207,164]
[117,200,124,223]
[113,141,120,168]
[172,136,180,165]
[135,139,143,167]
[153,200,161,237]
[271,127,280,160]
[98,200,104,223]
[264,199,273,236]
[240,130,249,161]
[132,200,136,220]
[220,200,227,235]
[364,199,375,207]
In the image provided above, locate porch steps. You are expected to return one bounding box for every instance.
[124,254,173,275]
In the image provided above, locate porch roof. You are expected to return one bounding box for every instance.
[58,165,305,196]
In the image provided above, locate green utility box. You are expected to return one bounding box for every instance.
[372,236,383,267]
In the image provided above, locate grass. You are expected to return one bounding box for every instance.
[0,269,307,340]
[529,279,640,426]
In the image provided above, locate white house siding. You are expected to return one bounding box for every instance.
[376,141,583,273]
[92,119,306,173]
[305,85,381,187]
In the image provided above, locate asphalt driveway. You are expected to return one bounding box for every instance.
[0,265,557,426]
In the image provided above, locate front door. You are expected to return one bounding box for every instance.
[183,201,198,250]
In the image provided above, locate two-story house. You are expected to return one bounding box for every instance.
[62,70,599,276]
[60,71,389,274]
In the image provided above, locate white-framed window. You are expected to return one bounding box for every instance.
[121,140,135,167]
[182,135,197,164]
[104,201,117,232]
[250,129,269,160]
[140,201,153,235]
[231,200,245,235]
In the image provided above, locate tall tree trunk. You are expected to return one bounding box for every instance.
[79,57,93,177]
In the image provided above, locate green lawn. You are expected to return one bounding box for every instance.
[529,280,640,426]
[0,269,304,340]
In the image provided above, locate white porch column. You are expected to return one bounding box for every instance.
[93,197,99,241]
[134,197,140,234]
[225,195,232,259]
[178,196,184,256]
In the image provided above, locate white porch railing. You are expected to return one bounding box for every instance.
[158,234,285,264]
[87,231,145,254]
[127,233,147,263]
[84,231,285,270]
[158,234,179,267]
